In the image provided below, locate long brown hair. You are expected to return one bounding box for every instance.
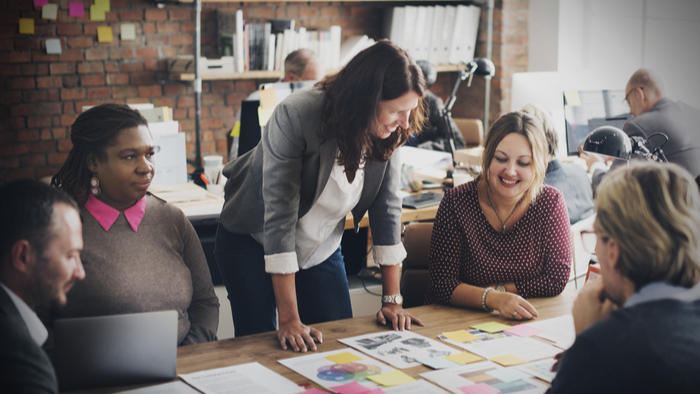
[320,40,426,175]
[51,104,148,205]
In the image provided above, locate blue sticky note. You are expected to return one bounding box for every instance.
[418,356,460,370]
[485,367,530,383]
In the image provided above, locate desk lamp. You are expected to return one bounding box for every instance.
[442,58,496,166]
[582,125,668,163]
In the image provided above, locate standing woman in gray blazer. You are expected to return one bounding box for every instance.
[216,41,427,352]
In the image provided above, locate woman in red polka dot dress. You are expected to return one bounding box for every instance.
[425,112,572,320]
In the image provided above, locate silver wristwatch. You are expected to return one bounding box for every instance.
[381,294,404,305]
[496,281,506,292]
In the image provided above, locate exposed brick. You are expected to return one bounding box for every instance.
[201,117,223,130]
[161,48,180,58]
[106,73,129,85]
[1,142,29,156]
[235,80,256,92]
[60,115,76,127]
[145,9,168,21]
[0,65,22,76]
[120,61,143,72]
[0,51,31,63]
[15,38,41,51]
[151,97,175,108]
[67,36,93,48]
[142,23,155,34]
[57,24,82,36]
[104,62,119,72]
[57,139,74,152]
[20,154,46,167]
[299,7,319,18]
[177,95,195,108]
[112,86,138,98]
[62,75,80,88]
[36,76,62,89]
[40,129,52,140]
[0,91,22,105]
[17,129,40,142]
[181,21,195,33]
[171,34,193,46]
[77,62,105,74]
[164,84,187,96]
[173,108,186,120]
[81,74,105,86]
[32,52,59,63]
[49,62,76,75]
[36,102,62,115]
[156,21,180,34]
[85,49,108,61]
[35,64,48,75]
[29,141,56,153]
[1,156,19,168]
[58,49,84,62]
[146,35,170,47]
[136,47,159,59]
[48,152,69,165]
[23,90,48,102]
[52,128,68,139]
[138,85,162,97]
[169,10,192,21]
[109,47,135,60]
[211,81,235,94]
[130,72,155,85]
[11,104,34,116]
[320,7,340,17]
[120,10,143,21]
[8,77,35,90]
[87,87,111,99]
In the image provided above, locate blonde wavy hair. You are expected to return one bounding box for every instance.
[595,162,700,290]
[479,111,548,203]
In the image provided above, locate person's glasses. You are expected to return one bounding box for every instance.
[623,86,643,105]
[581,230,597,254]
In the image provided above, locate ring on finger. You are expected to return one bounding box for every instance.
[513,311,518,317]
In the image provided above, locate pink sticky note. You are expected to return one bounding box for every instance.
[69,2,84,17]
[459,383,501,394]
[330,381,372,394]
[303,389,328,394]
[34,0,48,6]
[364,389,387,394]
[504,324,545,338]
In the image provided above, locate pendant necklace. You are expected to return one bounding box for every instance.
[486,186,525,232]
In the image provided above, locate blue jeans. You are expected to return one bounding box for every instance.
[214,224,353,337]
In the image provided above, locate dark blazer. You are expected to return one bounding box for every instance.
[544,159,594,224]
[220,87,403,256]
[0,285,58,394]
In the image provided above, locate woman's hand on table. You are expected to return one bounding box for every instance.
[377,304,424,331]
[487,291,539,320]
[277,319,322,352]
[572,277,616,336]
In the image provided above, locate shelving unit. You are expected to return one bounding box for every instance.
[172,0,492,169]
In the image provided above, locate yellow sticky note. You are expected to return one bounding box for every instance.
[42,4,58,20]
[471,322,511,334]
[443,330,479,342]
[90,5,106,21]
[324,351,363,365]
[97,26,113,43]
[259,88,278,109]
[444,352,484,365]
[258,106,274,126]
[230,122,240,137]
[19,18,34,34]
[367,370,416,387]
[95,0,110,12]
[490,354,528,366]
[564,91,582,107]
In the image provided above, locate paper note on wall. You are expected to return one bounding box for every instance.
[34,0,48,6]
[95,0,110,12]
[69,2,84,18]
[42,4,58,20]
[121,23,136,40]
[90,5,105,21]
[97,26,113,43]
[19,18,34,34]
[564,91,581,107]
[45,39,62,55]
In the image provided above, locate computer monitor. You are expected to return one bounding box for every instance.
[564,89,632,156]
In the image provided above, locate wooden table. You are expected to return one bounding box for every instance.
[68,284,579,393]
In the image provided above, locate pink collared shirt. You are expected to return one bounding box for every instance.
[84,194,147,232]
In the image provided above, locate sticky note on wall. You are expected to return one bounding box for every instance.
[42,4,58,20]
[121,23,136,40]
[45,38,62,54]
[95,0,110,12]
[34,0,48,6]
[69,2,84,18]
[97,26,113,43]
[19,18,34,34]
[90,5,105,21]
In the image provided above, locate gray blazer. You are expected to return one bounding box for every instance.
[220,87,403,256]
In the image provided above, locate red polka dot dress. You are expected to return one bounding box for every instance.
[425,179,572,305]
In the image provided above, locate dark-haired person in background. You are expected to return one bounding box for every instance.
[0,180,85,393]
[547,162,700,393]
[216,40,426,352]
[48,104,219,346]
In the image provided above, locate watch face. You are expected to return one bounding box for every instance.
[395,294,403,305]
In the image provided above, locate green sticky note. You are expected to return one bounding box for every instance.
[42,4,58,20]
[367,370,416,387]
[471,322,512,334]
[564,91,582,107]
[90,5,105,21]
[444,352,484,365]
[324,351,363,365]
[258,106,274,126]
[97,26,113,43]
[443,329,479,342]
[19,18,34,34]
[95,0,110,12]
[489,354,528,366]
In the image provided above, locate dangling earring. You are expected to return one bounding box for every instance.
[90,176,101,197]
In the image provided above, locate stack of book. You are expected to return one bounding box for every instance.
[384,4,481,64]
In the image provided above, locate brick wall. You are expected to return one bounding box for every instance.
[0,0,526,182]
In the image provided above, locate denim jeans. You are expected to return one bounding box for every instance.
[214,224,353,337]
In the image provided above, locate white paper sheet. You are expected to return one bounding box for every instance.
[278,348,394,391]
[400,146,454,171]
[515,359,557,383]
[383,379,450,393]
[526,315,576,350]
[338,330,462,369]
[179,362,304,394]
[421,361,549,394]
[444,332,560,362]
[116,381,200,394]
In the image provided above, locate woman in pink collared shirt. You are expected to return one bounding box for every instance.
[48,104,218,346]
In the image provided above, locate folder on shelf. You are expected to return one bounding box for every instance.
[429,6,445,64]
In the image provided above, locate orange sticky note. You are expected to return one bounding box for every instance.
[324,351,363,365]
[443,329,479,342]
[97,26,113,43]
[19,18,35,34]
[489,354,528,366]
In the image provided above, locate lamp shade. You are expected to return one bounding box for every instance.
[473,58,495,77]
[582,126,631,160]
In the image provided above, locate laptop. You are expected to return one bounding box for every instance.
[53,310,178,391]
[402,192,443,209]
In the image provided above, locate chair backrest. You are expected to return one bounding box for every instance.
[570,214,596,288]
[400,222,434,308]
[453,118,484,147]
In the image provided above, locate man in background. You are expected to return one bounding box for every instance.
[581,68,700,188]
[230,49,325,159]
[0,179,85,393]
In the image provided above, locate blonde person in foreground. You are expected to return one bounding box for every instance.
[425,112,572,320]
[547,162,700,393]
